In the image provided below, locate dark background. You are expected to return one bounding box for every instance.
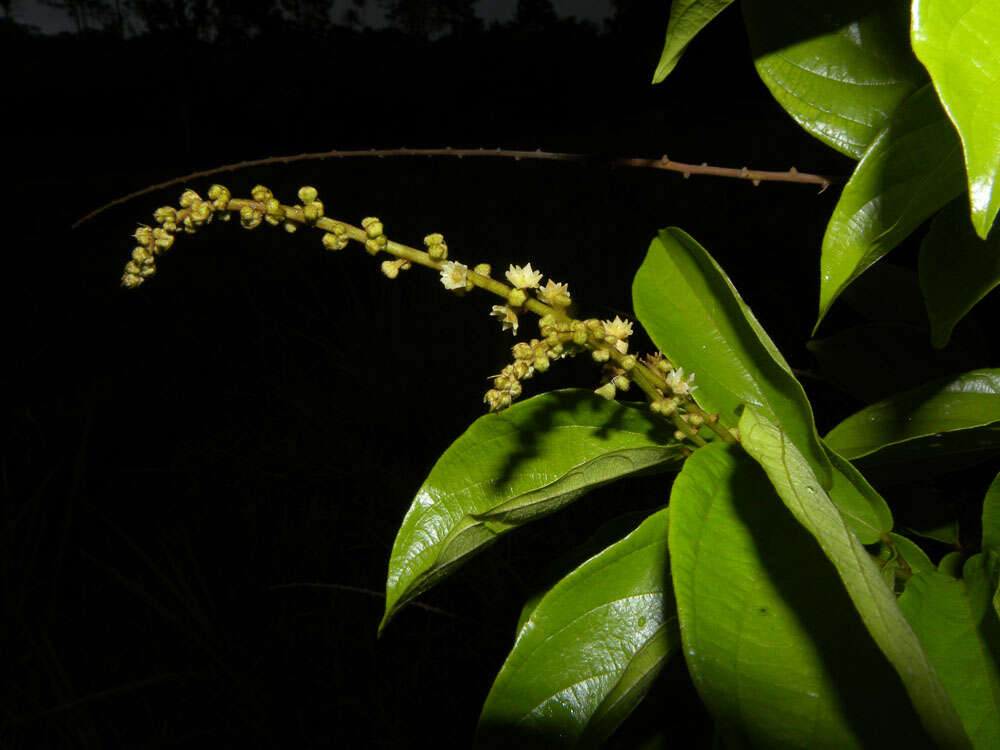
[5,1,995,746]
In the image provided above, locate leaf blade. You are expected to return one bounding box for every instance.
[477,506,678,748]
[912,0,1000,238]
[652,0,734,83]
[742,0,926,158]
[380,390,684,632]
[739,407,970,749]
[824,369,1000,461]
[920,198,1000,348]
[632,227,831,485]
[817,83,967,327]
[897,556,1000,748]
[669,443,933,747]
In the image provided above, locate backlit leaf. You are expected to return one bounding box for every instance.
[669,443,934,747]
[742,0,925,158]
[632,227,831,486]
[739,407,970,748]
[912,0,1000,237]
[652,0,734,83]
[817,84,967,328]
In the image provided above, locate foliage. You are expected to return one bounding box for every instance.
[105,0,1000,745]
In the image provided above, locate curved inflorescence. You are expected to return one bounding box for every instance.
[119,184,738,447]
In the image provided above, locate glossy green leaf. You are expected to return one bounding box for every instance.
[651,0,734,83]
[941,551,966,579]
[824,369,1000,461]
[825,446,893,544]
[669,442,934,747]
[380,390,684,632]
[920,198,1000,348]
[478,507,678,749]
[742,0,926,158]
[984,471,1000,555]
[808,322,983,403]
[898,555,1000,748]
[817,84,967,328]
[632,227,831,486]
[913,0,1000,238]
[739,407,970,748]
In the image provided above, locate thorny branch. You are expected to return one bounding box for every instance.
[73,148,839,228]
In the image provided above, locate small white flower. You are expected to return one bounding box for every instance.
[665,367,697,397]
[439,261,468,290]
[505,263,543,289]
[490,305,519,334]
[538,279,571,305]
[603,316,633,340]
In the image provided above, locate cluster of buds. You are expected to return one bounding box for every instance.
[120,185,231,288]
[120,224,175,288]
[362,217,387,255]
[484,331,583,412]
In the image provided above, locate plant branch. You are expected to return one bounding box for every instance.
[74,147,839,228]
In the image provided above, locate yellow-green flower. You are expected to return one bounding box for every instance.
[439,261,469,290]
[505,263,543,289]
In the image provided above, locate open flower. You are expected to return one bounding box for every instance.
[538,279,571,306]
[505,263,543,289]
[439,261,468,290]
[490,305,519,334]
[665,367,697,397]
[603,316,633,353]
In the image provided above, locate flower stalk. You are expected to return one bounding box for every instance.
[119,184,737,447]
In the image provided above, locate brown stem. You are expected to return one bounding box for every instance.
[74,147,841,228]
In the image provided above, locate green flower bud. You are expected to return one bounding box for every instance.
[362,217,383,237]
[381,260,400,279]
[322,232,347,251]
[284,221,298,234]
[251,185,273,203]
[591,349,610,363]
[427,244,448,261]
[303,201,324,223]
[595,383,617,400]
[686,413,704,427]
[508,289,527,307]
[154,206,177,225]
[513,361,532,379]
[179,189,200,208]
[474,263,491,277]
[297,186,318,204]
[533,356,550,373]
[621,355,636,371]
[673,430,686,442]
[133,226,153,245]
[572,329,588,346]
[651,398,679,416]
[612,375,630,391]
[512,342,533,360]
[365,236,387,255]
[124,260,142,275]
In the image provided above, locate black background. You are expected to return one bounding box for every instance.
[5,2,993,746]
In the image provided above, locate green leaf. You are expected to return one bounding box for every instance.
[920,198,1000,348]
[808,322,983,403]
[380,390,684,632]
[941,551,966,579]
[651,0,734,83]
[632,227,831,486]
[898,555,1000,748]
[825,446,893,544]
[742,0,926,158]
[912,0,1000,238]
[817,83,967,328]
[983,471,1000,555]
[824,369,1000,460]
[669,443,935,747]
[890,532,935,575]
[738,407,970,748]
[477,507,679,749]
